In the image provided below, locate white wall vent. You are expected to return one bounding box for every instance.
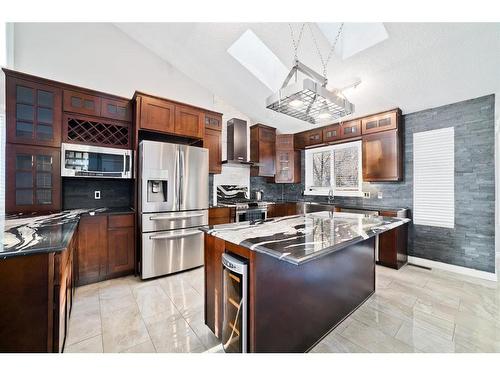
[413,127,454,228]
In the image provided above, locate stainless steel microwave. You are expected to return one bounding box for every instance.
[61,143,132,178]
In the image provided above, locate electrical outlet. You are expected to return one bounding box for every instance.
[377,191,383,199]
[94,191,101,200]
[363,192,370,199]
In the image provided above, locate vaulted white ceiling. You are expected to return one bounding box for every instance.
[115,22,500,133]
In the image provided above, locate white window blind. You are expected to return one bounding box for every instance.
[413,127,454,228]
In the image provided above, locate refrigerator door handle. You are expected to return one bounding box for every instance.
[149,213,204,221]
[149,230,201,240]
[179,148,185,208]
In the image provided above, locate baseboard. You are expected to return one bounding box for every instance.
[407,256,497,282]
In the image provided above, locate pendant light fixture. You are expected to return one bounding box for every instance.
[266,23,354,124]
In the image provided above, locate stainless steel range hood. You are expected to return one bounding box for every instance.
[222,118,261,166]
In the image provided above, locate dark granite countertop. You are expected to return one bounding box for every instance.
[201,211,410,265]
[2,207,135,259]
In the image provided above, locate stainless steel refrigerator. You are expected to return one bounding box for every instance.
[139,140,209,279]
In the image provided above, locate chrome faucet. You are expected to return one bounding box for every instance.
[328,187,334,203]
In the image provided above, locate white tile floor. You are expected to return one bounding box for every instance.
[65,262,500,353]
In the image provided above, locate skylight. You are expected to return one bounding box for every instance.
[227,29,288,91]
[317,23,388,60]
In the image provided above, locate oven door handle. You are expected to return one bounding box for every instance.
[149,213,204,221]
[149,230,201,240]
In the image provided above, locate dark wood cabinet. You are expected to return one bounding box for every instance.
[275,134,301,184]
[340,119,361,139]
[304,129,323,146]
[136,93,211,140]
[77,215,107,286]
[275,134,294,150]
[175,104,204,138]
[6,144,61,214]
[361,110,398,135]
[107,227,135,278]
[205,113,222,131]
[362,129,402,182]
[100,97,132,122]
[63,89,101,117]
[250,124,276,177]
[294,132,307,149]
[6,76,62,148]
[378,210,408,269]
[209,207,234,225]
[267,203,297,218]
[0,230,77,353]
[138,94,175,134]
[204,128,222,174]
[77,214,135,286]
[322,124,341,142]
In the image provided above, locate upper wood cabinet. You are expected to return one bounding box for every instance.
[6,76,62,148]
[63,90,101,117]
[322,124,341,142]
[294,132,307,149]
[275,150,301,183]
[276,134,294,150]
[204,127,222,174]
[205,113,223,131]
[250,124,276,177]
[362,129,402,182]
[136,93,213,139]
[138,95,175,134]
[361,110,398,135]
[6,144,61,214]
[101,98,132,122]
[175,104,204,138]
[304,129,323,146]
[275,134,301,184]
[340,119,361,139]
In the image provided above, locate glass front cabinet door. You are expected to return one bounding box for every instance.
[6,144,61,213]
[6,76,62,148]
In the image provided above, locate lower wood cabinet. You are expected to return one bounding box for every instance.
[267,203,297,218]
[378,210,408,269]
[107,227,135,278]
[0,230,77,353]
[77,213,135,286]
[208,207,234,225]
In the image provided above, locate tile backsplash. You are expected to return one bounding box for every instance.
[63,177,133,209]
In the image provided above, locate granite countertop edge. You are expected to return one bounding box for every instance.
[200,214,411,266]
[2,207,135,259]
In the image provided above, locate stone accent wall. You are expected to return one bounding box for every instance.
[251,95,496,273]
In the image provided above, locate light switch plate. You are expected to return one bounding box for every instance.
[377,191,383,199]
[94,191,101,200]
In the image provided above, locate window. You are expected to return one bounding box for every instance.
[305,141,362,196]
[413,127,454,228]
[227,29,288,91]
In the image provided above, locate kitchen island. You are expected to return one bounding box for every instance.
[202,211,410,353]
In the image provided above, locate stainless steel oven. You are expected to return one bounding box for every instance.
[61,143,132,178]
